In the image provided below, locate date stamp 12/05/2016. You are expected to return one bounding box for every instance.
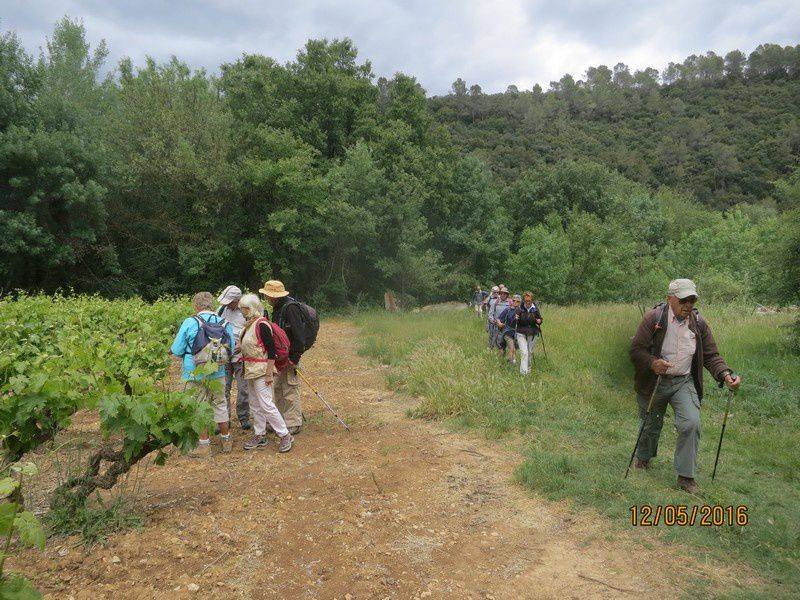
[630,504,749,527]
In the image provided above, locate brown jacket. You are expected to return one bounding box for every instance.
[630,305,731,401]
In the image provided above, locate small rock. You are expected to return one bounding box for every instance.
[187,583,200,592]
[111,556,121,564]
[345,594,353,600]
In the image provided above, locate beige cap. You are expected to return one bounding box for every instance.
[217,285,242,305]
[258,280,290,298]
[668,278,698,299]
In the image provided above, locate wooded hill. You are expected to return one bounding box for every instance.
[1,19,798,309]
[430,45,800,209]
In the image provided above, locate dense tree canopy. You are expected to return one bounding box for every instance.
[0,19,797,309]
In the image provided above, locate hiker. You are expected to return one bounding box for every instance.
[497,294,522,364]
[515,291,543,376]
[217,285,251,431]
[169,292,235,456]
[630,279,741,493]
[488,285,512,351]
[471,285,488,317]
[259,280,306,435]
[237,294,293,453]
[485,286,500,348]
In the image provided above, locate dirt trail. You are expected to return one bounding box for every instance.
[14,320,755,599]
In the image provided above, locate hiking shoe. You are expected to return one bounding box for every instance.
[221,436,233,453]
[278,434,294,453]
[288,426,302,435]
[189,442,211,458]
[243,435,268,450]
[240,419,253,431]
[634,458,649,470]
[678,476,699,494]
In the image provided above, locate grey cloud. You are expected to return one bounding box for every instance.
[2,0,798,95]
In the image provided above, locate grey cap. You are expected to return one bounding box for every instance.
[668,279,698,299]
[217,285,243,305]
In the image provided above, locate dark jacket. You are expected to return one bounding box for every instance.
[516,303,542,336]
[271,297,306,364]
[630,306,730,401]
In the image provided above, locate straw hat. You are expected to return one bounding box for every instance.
[258,280,290,298]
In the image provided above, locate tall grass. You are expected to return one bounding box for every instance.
[355,305,800,598]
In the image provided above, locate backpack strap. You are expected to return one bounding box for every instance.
[253,317,270,354]
[652,302,668,331]
[187,315,205,356]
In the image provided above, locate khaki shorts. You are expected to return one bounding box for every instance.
[187,379,228,423]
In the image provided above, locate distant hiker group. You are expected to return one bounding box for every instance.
[473,284,544,376]
[169,279,319,457]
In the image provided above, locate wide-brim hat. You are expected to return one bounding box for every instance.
[498,285,510,295]
[668,278,698,299]
[217,285,242,305]
[259,279,290,298]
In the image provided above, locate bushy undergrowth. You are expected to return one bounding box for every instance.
[355,305,800,598]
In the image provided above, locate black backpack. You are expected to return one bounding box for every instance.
[280,297,320,351]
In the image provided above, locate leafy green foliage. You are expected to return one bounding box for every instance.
[99,390,213,461]
[0,463,44,599]
[0,295,189,462]
[0,17,797,310]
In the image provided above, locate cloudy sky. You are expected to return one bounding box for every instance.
[3,0,799,95]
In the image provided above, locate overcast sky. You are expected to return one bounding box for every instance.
[3,0,799,95]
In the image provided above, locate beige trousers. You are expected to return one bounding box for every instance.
[274,365,302,429]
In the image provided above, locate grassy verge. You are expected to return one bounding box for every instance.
[354,305,800,598]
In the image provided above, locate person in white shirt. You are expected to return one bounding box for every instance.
[217,285,251,430]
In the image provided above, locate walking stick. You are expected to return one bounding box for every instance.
[624,375,662,479]
[538,326,548,360]
[712,376,737,481]
[296,367,351,432]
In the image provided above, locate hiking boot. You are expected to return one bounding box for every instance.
[678,476,699,494]
[240,419,253,431]
[221,436,233,453]
[278,434,294,453]
[243,435,268,450]
[189,442,211,458]
[634,458,649,470]
[288,426,302,435]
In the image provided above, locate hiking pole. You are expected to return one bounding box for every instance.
[538,327,548,361]
[712,375,737,481]
[624,374,662,479]
[295,367,351,432]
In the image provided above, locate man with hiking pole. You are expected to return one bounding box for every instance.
[629,279,741,493]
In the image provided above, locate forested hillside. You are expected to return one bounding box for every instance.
[1,19,798,308]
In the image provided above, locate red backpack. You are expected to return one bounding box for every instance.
[253,317,291,373]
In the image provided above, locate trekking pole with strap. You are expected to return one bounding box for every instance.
[296,367,351,432]
[711,374,738,481]
[624,374,662,479]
